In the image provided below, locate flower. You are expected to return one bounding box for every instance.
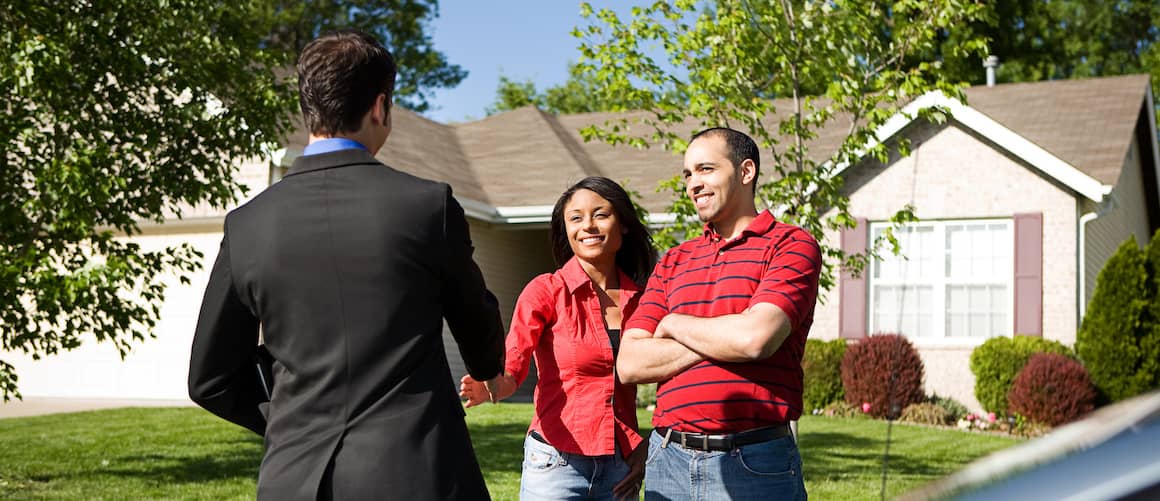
[861,402,872,413]
[987,412,997,423]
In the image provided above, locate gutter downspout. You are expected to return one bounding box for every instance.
[1078,194,1117,323]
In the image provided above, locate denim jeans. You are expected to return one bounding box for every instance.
[643,429,807,501]
[519,434,631,501]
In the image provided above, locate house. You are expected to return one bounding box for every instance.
[7,74,1156,412]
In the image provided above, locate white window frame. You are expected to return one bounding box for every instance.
[867,218,1014,345]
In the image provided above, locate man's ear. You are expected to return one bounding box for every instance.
[739,158,757,187]
[371,93,390,126]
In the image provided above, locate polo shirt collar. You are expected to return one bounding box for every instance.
[560,256,641,295]
[702,210,777,241]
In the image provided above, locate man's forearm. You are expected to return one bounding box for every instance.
[659,304,791,362]
[617,330,704,383]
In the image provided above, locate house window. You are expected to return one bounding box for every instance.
[869,220,1012,340]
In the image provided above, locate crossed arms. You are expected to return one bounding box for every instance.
[616,302,795,384]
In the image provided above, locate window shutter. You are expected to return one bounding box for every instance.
[1013,213,1043,337]
[840,218,869,339]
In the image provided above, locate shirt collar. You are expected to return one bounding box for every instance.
[560,256,641,296]
[303,138,368,156]
[702,210,777,241]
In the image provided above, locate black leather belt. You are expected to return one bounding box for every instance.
[528,430,549,445]
[655,424,792,452]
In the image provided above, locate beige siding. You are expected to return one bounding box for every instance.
[1084,136,1153,317]
[814,121,1080,411]
[467,222,557,325]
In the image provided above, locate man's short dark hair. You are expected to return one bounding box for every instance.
[691,127,761,193]
[297,30,397,136]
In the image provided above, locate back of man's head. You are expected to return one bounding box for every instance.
[297,30,397,136]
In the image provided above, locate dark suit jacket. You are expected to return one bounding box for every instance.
[188,148,505,500]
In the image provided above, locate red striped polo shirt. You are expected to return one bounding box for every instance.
[625,210,821,433]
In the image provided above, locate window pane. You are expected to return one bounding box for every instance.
[914,286,933,336]
[947,285,967,312]
[968,313,988,337]
[947,312,967,338]
[991,286,1008,337]
[992,312,1007,338]
[969,287,988,313]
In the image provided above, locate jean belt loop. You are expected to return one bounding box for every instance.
[661,428,673,449]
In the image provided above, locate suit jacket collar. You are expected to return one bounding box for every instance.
[284,148,382,178]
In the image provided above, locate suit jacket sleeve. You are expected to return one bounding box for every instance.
[188,232,266,435]
[439,186,505,381]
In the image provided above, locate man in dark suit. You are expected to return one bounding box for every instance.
[188,30,505,500]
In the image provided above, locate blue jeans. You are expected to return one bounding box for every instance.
[520,434,631,500]
[643,429,807,501]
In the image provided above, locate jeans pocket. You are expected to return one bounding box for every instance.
[735,439,798,478]
[523,436,564,473]
[645,433,663,467]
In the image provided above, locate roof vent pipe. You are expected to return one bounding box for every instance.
[984,55,1000,87]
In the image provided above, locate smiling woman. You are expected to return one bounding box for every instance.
[458,176,658,500]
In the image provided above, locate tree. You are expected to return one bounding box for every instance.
[927,0,1160,121]
[487,63,610,115]
[0,0,296,400]
[573,0,991,291]
[0,0,466,401]
[260,0,467,113]
[1076,237,1157,402]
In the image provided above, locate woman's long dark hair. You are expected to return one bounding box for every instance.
[550,177,657,287]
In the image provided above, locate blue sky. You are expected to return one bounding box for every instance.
[424,1,637,123]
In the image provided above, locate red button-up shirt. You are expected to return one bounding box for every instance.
[506,257,643,457]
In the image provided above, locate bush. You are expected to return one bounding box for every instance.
[803,338,847,412]
[841,334,925,419]
[1008,353,1096,426]
[969,336,1073,415]
[1078,237,1152,403]
[820,401,864,418]
[899,402,951,426]
[928,394,969,422]
[636,383,657,409]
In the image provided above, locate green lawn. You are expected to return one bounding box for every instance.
[0,405,1018,500]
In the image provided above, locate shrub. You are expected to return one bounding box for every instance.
[969,336,1072,415]
[1143,230,1160,394]
[820,401,864,418]
[841,334,925,419]
[928,394,969,422]
[1008,353,1097,427]
[636,383,657,408]
[802,338,847,412]
[899,402,951,426]
[1078,237,1152,403]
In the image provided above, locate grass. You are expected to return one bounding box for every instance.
[0,405,1018,500]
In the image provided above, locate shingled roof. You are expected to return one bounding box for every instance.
[282,73,1153,219]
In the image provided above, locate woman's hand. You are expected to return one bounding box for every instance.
[460,373,516,408]
[459,374,491,408]
[613,440,648,500]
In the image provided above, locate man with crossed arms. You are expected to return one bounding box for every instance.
[618,127,821,500]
